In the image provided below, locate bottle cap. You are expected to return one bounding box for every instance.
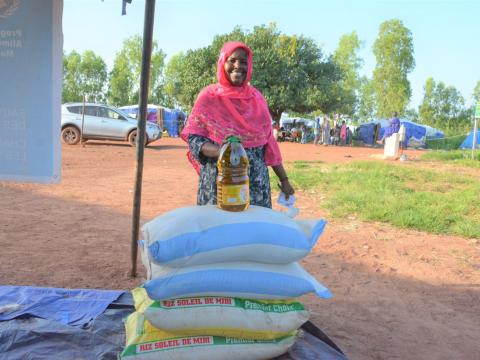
[226,135,241,143]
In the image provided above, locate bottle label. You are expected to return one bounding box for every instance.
[221,184,249,205]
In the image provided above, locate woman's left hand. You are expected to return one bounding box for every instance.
[278,179,295,198]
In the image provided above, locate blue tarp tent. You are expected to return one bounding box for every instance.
[424,125,445,139]
[459,129,480,149]
[356,120,388,145]
[163,109,187,137]
[357,119,442,147]
[357,123,376,145]
[379,120,427,147]
[119,105,186,137]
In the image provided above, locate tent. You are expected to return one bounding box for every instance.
[379,120,427,147]
[357,119,443,147]
[280,117,315,129]
[424,124,445,139]
[356,120,388,145]
[459,129,480,149]
[119,104,186,137]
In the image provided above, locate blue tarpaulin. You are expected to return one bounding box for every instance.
[379,120,427,147]
[459,129,480,149]
[357,119,441,147]
[119,105,185,137]
[0,285,346,360]
[0,286,123,327]
[357,123,376,145]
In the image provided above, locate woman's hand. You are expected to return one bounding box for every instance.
[271,164,295,199]
[278,178,295,199]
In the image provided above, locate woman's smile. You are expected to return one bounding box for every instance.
[224,48,248,86]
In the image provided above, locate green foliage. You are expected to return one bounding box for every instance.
[418,77,472,133]
[163,24,344,119]
[404,107,419,122]
[333,31,363,115]
[373,19,415,118]
[108,35,166,106]
[277,161,480,238]
[357,76,376,121]
[63,50,107,103]
[473,80,480,103]
[425,134,466,150]
[163,53,183,108]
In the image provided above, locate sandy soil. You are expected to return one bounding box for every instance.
[0,137,478,360]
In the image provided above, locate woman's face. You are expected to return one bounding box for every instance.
[224,48,248,86]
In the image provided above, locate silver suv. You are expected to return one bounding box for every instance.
[61,103,162,146]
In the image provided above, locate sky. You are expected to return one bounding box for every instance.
[63,0,480,109]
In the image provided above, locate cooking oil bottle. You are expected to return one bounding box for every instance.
[217,136,249,212]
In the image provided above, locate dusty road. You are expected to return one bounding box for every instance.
[1,137,478,360]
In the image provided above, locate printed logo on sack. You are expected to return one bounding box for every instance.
[0,0,19,19]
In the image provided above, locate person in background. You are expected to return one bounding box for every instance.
[322,117,330,145]
[313,117,321,145]
[333,124,341,145]
[290,124,299,142]
[346,126,353,146]
[273,122,279,141]
[181,41,295,208]
[383,111,401,140]
[340,121,347,146]
[278,126,286,142]
[300,125,307,144]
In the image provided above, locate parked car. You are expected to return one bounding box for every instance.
[61,103,162,146]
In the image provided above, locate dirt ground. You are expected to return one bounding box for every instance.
[1,137,479,360]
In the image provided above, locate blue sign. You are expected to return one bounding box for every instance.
[0,0,62,183]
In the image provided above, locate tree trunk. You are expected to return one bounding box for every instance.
[270,108,283,124]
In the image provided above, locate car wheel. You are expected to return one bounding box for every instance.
[61,126,81,145]
[128,130,147,147]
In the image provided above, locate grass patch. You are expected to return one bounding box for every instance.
[272,161,480,238]
[425,134,466,150]
[420,150,480,169]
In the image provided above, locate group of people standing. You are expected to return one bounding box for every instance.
[313,117,352,146]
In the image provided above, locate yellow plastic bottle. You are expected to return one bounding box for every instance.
[217,136,250,212]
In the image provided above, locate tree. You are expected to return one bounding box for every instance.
[404,108,419,122]
[473,80,480,103]
[333,31,363,115]
[418,77,436,126]
[108,35,166,106]
[63,50,107,103]
[418,77,471,132]
[63,50,82,103]
[357,77,376,121]
[372,19,415,118]
[163,53,185,108]
[164,24,343,121]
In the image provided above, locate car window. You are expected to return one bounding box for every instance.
[85,106,101,117]
[67,106,82,114]
[105,109,126,120]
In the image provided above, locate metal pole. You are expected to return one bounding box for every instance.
[130,0,156,277]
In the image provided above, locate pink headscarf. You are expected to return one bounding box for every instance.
[181,41,282,173]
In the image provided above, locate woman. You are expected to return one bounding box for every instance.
[322,117,330,145]
[181,41,294,208]
[340,121,347,146]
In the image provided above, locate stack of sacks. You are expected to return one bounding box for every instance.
[121,205,331,360]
